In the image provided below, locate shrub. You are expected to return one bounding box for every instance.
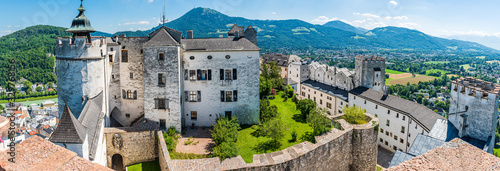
[211,115,240,160]
[300,131,316,143]
[307,108,332,136]
[341,106,368,124]
[167,126,177,136]
[291,94,298,103]
[260,99,280,123]
[163,132,180,152]
[290,130,297,142]
[262,118,286,146]
[296,99,316,120]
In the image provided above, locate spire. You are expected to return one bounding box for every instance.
[67,0,96,35]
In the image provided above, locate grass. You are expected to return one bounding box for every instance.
[237,91,313,163]
[127,159,160,171]
[424,61,450,64]
[460,64,472,71]
[385,69,406,74]
[0,96,58,108]
[425,69,450,75]
[377,165,383,171]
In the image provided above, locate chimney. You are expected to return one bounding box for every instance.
[187,30,193,39]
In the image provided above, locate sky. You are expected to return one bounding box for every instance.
[1,0,499,48]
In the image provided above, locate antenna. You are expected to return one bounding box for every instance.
[162,0,166,26]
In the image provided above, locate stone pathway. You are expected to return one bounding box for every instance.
[176,127,214,155]
[377,145,395,168]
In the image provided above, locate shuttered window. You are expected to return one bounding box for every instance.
[184,69,188,80]
[220,69,224,80]
[197,69,202,80]
[133,90,137,99]
[197,91,201,102]
[220,91,225,102]
[122,89,126,99]
[208,69,212,80]
[233,90,238,102]
[121,50,128,62]
[233,69,237,80]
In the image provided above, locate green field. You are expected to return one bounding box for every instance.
[424,61,450,64]
[385,69,406,74]
[0,96,58,108]
[237,91,313,163]
[127,159,160,171]
[425,69,450,75]
[460,64,472,71]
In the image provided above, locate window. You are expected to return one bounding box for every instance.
[127,90,133,99]
[191,111,197,120]
[155,98,168,109]
[226,91,233,102]
[400,138,404,143]
[385,141,388,146]
[388,110,391,114]
[375,105,378,109]
[159,119,166,129]
[112,75,115,79]
[308,94,310,99]
[207,55,213,59]
[158,73,166,86]
[225,69,232,80]
[402,115,405,121]
[364,100,366,104]
[225,111,232,119]
[393,146,397,151]
[354,96,356,99]
[121,50,128,62]
[126,114,130,118]
[221,90,237,102]
[326,102,332,109]
[415,124,418,129]
[386,120,390,127]
[130,73,133,79]
[340,102,343,105]
[109,55,113,62]
[189,56,195,60]
[189,91,197,102]
[386,131,389,136]
[158,53,165,60]
[396,113,399,118]
[380,138,383,143]
[313,97,316,102]
[380,128,384,133]
[190,70,196,81]
[320,99,322,105]
[122,89,126,99]
[200,70,208,80]
[140,49,143,55]
[225,55,231,59]
[407,142,410,147]
[401,126,405,133]
[110,47,114,51]
[394,135,398,140]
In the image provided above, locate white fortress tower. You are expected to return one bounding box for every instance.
[354,55,386,92]
[55,1,111,121]
[448,77,500,152]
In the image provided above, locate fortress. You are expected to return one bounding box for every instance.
[40,1,499,170]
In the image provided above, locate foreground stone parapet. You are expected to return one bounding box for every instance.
[158,113,379,171]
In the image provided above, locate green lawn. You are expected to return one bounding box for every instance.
[460,64,472,71]
[385,69,406,74]
[0,96,58,108]
[127,159,160,171]
[237,92,313,163]
[377,165,383,171]
[424,61,450,64]
[425,69,450,75]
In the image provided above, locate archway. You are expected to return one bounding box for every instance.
[112,154,124,171]
[110,107,123,127]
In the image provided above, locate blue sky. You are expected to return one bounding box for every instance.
[1,0,499,41]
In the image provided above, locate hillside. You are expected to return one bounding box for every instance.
[322,20,366,34]
[115,7,498,53]
[0,25,110,87]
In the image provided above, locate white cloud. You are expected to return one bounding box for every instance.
[366,22,387,29]
[272,12,276,15]
[147,0,153,3]
[392,16,408,20]
[389,1,398,6]
[123,21,150,25]
[397,22,418,29]
[6,25,12,28]
[353,12,380,18]
[14,25,20,27]
[352,20,366,25]
[310,16,338,24]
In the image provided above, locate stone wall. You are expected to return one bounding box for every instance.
[104,128,158,168]
[158,114,379,171]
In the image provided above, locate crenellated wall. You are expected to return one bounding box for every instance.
[157,114,379,171]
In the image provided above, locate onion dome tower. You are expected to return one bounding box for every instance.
[66,0,96,41]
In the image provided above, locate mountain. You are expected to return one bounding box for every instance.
[323,20,366,34]
[115,7,498,53]
[0,25,111,87]
[444,35,500,51]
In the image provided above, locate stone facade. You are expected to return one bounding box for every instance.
[104,128,158,169]
[448,77,500,152]
[354,56,386,92]
[157,114,379,171]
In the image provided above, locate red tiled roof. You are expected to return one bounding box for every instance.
[13,111,22,114]
[0,136,112,170]
[29,131,37,136]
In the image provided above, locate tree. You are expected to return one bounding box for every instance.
[36,86,42,92]
[262,118,286,146]
[260,99,279,123]
[259,76,272,98]
[296,99,316,120]
[307,108,331,136]
[284,85,294,98]
[341,106,367,124]
[23,81,32,94]
[211,115,240,160]
[261,61,284,90]
[423,98,429,106]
